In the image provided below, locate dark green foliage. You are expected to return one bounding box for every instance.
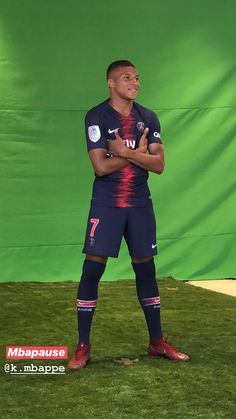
[0,279,235,418]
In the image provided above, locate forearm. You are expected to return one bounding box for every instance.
[93,155,130,176]
[123,148,164,174]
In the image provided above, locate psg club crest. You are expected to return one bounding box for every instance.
[137,121,145,132]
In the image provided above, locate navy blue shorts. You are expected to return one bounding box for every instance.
[83,206,157,258]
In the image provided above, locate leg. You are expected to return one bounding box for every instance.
[132,256,162,340]
[126,207,189,362]
[125,207,162,339]
[77,206,125,345]
[68,206,126,370]
[132,256,189,362]
[77,254,108,345]
[68,254,107,370]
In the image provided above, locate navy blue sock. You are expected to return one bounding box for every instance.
[132,259,162,340]
[77,259,106,344]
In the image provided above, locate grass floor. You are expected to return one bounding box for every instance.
[0,278,235,419]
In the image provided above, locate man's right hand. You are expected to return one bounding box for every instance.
[107,129,127,157]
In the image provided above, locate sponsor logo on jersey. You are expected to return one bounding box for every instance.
[153,131,160,139]
[88,125,101,142]
[123,139,136,149]
[137,121,145,132]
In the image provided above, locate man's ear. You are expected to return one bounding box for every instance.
[108,78,115,88]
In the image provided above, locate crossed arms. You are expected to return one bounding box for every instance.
[88,128,165,177]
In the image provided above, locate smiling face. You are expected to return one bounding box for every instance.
[108,66,140,101]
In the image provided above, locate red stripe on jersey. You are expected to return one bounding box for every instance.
[115,166,136,207]
[115,113,136,207]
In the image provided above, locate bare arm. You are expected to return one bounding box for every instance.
[108,130,165,174]
[125,143,165,174]
[88,148,130,176]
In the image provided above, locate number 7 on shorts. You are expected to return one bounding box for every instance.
[90,218,100,237]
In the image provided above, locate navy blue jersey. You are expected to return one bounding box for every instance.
[85,99,163,208]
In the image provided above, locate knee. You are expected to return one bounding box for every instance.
[80,258,106,284]
[132,257,156,282]
[86,254,108,265]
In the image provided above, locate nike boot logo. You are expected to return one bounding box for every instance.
[152,244,157,248]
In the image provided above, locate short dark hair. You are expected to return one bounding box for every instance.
[106,60,135,79]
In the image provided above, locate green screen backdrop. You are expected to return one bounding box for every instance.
[0,0,235,281]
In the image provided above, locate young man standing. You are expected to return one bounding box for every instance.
[68,60,189,369]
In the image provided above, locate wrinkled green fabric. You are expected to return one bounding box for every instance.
[0,1,235,281]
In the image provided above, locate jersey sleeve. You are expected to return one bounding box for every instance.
[85,109,108,151]
[146,111,163,145]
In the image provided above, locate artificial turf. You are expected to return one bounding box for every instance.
[0,278,235,419]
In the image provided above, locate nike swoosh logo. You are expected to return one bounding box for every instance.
[152,244,157,249]
[108,128,119,134]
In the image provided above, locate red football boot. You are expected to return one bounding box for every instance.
[148,337,190,362]
[68,343,91,370]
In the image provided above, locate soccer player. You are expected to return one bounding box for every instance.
[68,60,189,369]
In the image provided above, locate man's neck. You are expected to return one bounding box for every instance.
[109,97,133,116]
